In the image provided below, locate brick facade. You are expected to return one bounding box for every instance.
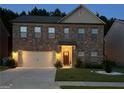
[13,23,104,66]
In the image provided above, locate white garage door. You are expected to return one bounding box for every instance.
[22,51,56,67]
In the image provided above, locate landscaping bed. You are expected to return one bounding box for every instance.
[60,86,124,89]
[55,68,124,82]
[0,66,9,71]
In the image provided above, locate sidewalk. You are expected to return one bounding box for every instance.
[56,81,124,87]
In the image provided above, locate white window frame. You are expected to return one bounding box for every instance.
[20,26,27,38]
[91,28,98,34]
[64,28,69,39]
[48,27,55,39]
[34,27,41,38]
[91,51,98,57]
[78,51,85,56]
[78,28,85,34]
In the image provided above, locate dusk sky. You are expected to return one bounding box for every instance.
[0,4,124,19]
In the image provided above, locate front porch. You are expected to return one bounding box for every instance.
[56,41,77,68]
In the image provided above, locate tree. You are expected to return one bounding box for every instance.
[28,7,39,15]
[20,11,27,16]
[51,8,61,16]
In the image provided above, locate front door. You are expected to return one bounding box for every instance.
[63,51,69,66]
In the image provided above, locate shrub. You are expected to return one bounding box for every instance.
[2,57,17,68]
[0,59,3,66]
[54,60,63,69]
[103,59,114,73]
[75,58,83,68]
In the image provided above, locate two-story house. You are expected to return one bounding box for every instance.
[12,5,105,68]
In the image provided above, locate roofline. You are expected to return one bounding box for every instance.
[12,22,104,25]
[115,20,124,24]
[58,4,105,24]
[104,19,124,41]
[104,20,117,41]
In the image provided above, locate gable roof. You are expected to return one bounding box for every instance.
[12,16,62,23]
[12,5,105,24]
[58,5,105,24]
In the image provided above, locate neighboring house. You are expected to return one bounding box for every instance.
[105,20,124,66]
[12,5,105,68]
[0,18,9,58]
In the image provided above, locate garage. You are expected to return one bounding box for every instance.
[20,51,56,67]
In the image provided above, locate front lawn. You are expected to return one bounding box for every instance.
[55,68,124,82]
[60,86,124,89]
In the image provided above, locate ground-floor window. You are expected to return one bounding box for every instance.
[91,51,98,57]
[78,51,85,56]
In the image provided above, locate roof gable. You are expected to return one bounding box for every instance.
[58,5,105,24]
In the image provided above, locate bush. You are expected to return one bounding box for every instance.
[75,58,83,68]
[103,59,114,73]
[54,60,63,69]
[1,57,17,68]
[0,59,3,66]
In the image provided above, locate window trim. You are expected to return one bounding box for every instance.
[48,27,55,39]
[78,51,85,57]
[20,26,28,38]
[34,26,42,38]
[78,28,85,40]
[64,27,70,39]
[91,28,98,41]
[91,51,98,57]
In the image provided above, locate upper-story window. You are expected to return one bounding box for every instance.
[48,27,55,39]
[91,28,98,41]
[34,27,41,38]
[78,51,85,57]
[20,26,27,38]
[64,28,69,39]
[78,28,85,40]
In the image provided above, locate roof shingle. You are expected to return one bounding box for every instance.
[12,16,63,23]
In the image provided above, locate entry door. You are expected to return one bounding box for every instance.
[63,51,69,66]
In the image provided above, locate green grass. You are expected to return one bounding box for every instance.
[55,68,124,82]
[0,66,9,71]
[60,86,124,89]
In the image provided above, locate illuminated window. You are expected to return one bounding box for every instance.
[20,26,27,38]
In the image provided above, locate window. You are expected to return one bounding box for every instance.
[34,27,41,38]
[20,26,27,38]
[91,51,98,57]
[64,28,69,39]
[78,51,85,56]
[91,28,98,41]
[78,28,85,39]
[48,27,55,39]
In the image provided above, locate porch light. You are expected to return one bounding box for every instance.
[56,53,61,60]
[12,51,18,59]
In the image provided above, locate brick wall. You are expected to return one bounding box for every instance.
[13,23,104,64]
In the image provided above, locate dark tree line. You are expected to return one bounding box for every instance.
[0,6,116,55]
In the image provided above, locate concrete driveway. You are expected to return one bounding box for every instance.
[0,67,59,89]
